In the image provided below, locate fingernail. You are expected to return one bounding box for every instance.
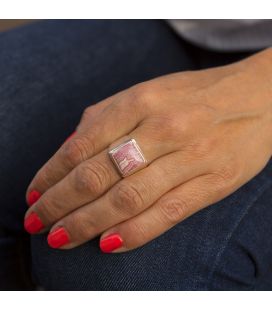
[27,190,41,207]
[100,233,123,253]
[24,212,44,234]
[47,227,70,249]
[65,131,76,142]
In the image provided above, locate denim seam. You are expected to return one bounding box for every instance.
[205,179,272,290]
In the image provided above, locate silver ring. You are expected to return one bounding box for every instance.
[108,138,148,177]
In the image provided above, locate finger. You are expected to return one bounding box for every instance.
[25,149,120,231]
[26,96,115,206]
[44,152,210,249]
[66,94,123,142]
[77,91,126,133]
[26,91,145,203]
[24,122,179,231]
[99,172,233,253]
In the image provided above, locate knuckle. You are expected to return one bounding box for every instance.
[35,162,55,188]
[210,165,240,193]
[111,182,145,215]
[61,136,90,167]
[129,83,158,109]
[67,212,96,241]
[37,194,61,224]
[82,107,94,120]
[161,115,186,140]
[142,114,188,144]
[214,165,238,183]
[73,160,109,195]
[158,114,192,144]
[158,198,188,224]
[78,107,96,128]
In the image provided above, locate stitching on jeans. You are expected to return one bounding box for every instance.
[205,179,272,290]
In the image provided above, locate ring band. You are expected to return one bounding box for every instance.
[108,138,148,177]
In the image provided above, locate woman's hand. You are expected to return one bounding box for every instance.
[24,48,272,253]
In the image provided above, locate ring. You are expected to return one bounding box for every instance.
[108,138,148,177]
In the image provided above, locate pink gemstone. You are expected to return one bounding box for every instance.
[109,139,147,177]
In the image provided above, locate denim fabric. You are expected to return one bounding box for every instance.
[0,20,271,290]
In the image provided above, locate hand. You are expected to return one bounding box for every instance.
[24,48,272,253]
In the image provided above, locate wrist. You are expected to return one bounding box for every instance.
[234,48,272,154]
[241,47,272,82]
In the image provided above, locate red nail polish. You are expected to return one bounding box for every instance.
[100,233,123,253]
[27,190,41,207]
[24,212,44,234]
[65,131,76,142]
[47,227,70,249]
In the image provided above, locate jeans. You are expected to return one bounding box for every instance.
[0,20,272,290]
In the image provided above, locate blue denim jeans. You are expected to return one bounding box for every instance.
[0,20,272,290]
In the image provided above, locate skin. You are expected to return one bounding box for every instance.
[25,48,272,252]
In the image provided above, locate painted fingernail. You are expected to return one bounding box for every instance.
[100,233,123,253]
[65,131,76,142]
[47,227,70,249]
[24,212,44,234]
[27,190,41,207]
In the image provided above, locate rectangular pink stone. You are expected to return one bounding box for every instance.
[109,139,147,177]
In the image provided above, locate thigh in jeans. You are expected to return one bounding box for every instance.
[0,20,196,289]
